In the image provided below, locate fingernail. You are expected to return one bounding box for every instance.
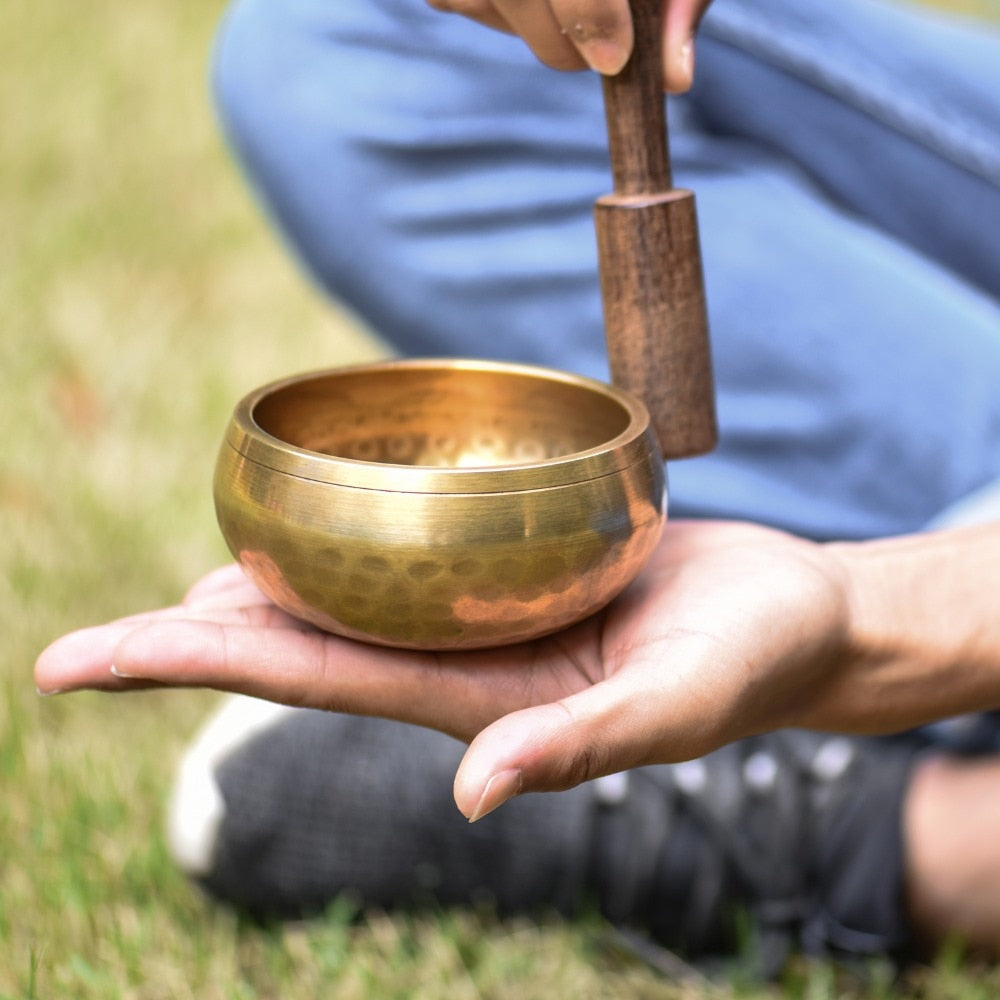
[36,686,65,697]
[581,38,631,76]
[468,768,522,823]
[110,663,136,679]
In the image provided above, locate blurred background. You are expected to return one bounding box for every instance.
[3,0,999,996]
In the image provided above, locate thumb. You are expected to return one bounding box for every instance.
[453,682,660,821]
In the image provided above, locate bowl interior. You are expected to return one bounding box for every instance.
[251,364,632,469]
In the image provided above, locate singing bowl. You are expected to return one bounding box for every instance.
[213,359,666,650]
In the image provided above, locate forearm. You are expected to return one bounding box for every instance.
[821,522,1000,733]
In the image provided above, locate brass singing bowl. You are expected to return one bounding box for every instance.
[214,358,666,650]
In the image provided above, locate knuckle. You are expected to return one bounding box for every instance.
[534,702,610,791]
[561,745,604,789]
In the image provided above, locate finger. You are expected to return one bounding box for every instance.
[34,602,298,694]
[452,682,645,820]
[184,578,277,613]
[485,0,593,72]
[36,619,178,694]
[181,564,290,617]
[545,0,633,74]
[452,642,731,820]
[109,621,515,741]
[429,0,631,74]
[183,564,254,604]
[662,0,712,92]
[425,0,515,35]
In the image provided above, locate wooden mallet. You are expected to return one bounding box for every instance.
[595,0,718,459]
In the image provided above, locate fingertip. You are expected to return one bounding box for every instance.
[453,699,614,818]
[34,629,100,694]
[573,15,633,76]
[34,627,138,694]
[664,37,695,93]
[33,648,59,694]
[464,768,523,823]
[34,655,69,695]
[580,37,631,76]
[453,744,497,819]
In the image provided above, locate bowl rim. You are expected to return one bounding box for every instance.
[223,358,660,494]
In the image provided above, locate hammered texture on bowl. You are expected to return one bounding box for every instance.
[214,359,666,650]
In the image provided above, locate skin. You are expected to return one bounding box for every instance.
[34,5,1000,950]
[35,518,1000,822]
[34,519,1000,952]
[424,0,715,92]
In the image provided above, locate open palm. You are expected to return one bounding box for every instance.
[36,519,850,818]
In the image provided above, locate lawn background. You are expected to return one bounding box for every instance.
[4,0,1000,996]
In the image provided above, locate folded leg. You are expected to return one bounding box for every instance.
[694,0,1000,296]
[212,0,1000,541]
[170,698,923,971]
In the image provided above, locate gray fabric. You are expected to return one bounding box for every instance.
[200,710,922,975]
[205,711,595,919]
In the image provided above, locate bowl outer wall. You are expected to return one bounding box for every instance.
[213,441,667,650]
[213,358,668,649]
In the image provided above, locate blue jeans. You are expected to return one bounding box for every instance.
[201,3,1000,954]
[211,0,1000,543]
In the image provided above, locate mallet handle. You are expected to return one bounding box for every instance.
[596,0,717,459]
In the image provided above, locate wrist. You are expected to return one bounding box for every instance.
[825,524,1000,732]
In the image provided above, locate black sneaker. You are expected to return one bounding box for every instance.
[168,698,923,975]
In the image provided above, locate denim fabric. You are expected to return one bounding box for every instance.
[211,0,1000,541]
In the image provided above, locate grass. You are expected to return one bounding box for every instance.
[3,0,1000,996]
